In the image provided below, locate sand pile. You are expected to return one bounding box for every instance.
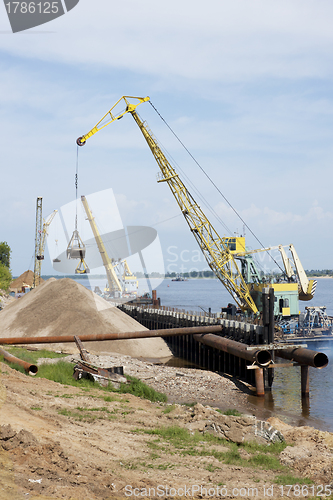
[9,270,44,293]
[0,278,171,359]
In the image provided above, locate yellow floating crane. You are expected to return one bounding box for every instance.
[234,243,317,302]
[77,97,258,314]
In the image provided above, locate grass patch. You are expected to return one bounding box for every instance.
[241,440,287,455]
[37,361,97,388]
[143,425,202,449]
[205,463,221,472]
[118,375,167,402]
[58,407,109,422]
[6,347,66,364]
[2,352,168,403]
[155,462,176,470]
[103,395,123,403]
[0,358,26,374]
[38,362,166,402]
[248,453,284,470]
[138,425,289,471]
[221,409,242,416]
[163,404,176,414]
[275,474,314,485]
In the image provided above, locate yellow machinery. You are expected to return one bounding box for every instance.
[77,97,258,314]
[33,197,57,287]
[121,260,139,293]
[234,243,317,306]
[81,195,137,296]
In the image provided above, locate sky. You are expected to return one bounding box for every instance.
[1,0,333,278]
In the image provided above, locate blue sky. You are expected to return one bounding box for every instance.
[1,0,333,276]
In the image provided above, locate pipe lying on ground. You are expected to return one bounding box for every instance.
[275,347,328,368]
[0,325,225,345]
[0,346,38,375]
[193,333,272,367]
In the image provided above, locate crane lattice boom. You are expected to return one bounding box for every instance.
[77,96,258,314]
[33,199,57,288]
[81,195,122,294]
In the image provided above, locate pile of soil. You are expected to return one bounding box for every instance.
[9,270,44,293]
[0,278,171,359]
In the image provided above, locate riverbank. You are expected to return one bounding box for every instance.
[1,353,333,500]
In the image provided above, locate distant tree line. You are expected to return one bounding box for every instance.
[0,241,12,291]
[305,269,333,277]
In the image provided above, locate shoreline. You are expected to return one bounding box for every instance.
[63,350,333,434]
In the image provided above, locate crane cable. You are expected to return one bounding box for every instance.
[149,100,284,274]
[75,145,79,232]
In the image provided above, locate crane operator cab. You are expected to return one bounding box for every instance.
[66,229,90,274]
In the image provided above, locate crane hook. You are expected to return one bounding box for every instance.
[76,137,86,146]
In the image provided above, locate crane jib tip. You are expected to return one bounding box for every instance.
[76,137,86,146]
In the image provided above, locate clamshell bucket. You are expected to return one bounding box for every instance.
[67,230,86,260]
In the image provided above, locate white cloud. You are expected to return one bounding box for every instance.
[1,0,333,274]
[1,1,333,81]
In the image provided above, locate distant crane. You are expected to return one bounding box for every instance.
[33,197,57,287]
[81,195,137,296]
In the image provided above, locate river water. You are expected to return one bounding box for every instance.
[85,276,333,431]
[154,277,333,431]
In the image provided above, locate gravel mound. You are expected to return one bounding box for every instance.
[9,270,44,292]
[0,278,171,359]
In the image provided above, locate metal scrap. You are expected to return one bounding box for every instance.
[72,337,126,387]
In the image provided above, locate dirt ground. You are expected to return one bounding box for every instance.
[1,355,333,500]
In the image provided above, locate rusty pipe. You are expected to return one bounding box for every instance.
[0,325,225,345]
[0,346,38,375]
[276,347,328,368]
[193,333,272,367]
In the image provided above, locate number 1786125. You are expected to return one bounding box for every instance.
[5,2,60,14]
